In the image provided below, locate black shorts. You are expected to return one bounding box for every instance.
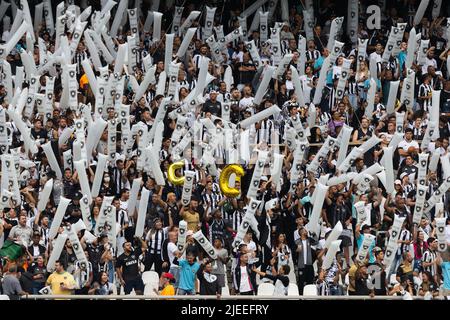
[124,277,144,294]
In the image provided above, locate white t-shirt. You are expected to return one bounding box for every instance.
[397,139,419,162]
[421,57,437,74]
[239,97,255,111]
[239,266,252,293]
[167,242,179,268]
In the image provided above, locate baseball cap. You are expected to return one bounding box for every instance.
[394,179,402,185]
[162,272,174,280]
[399,172,408,179]
[260,176,268,182]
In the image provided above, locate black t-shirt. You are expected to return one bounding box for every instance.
[116,248,142,281]
[87,244,104,271]
[202,100,222,117]
[167,203,180,226]
[29,263,48,284]
[31,128,48,144]
[237,62,256,84]
[355,277,371,295]
[3,218,18,239]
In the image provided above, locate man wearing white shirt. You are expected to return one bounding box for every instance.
[397,128,420,164]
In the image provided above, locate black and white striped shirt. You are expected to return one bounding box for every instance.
[146,227,169,255]
[418,83,432,111]
[306,49,320,63]
[202,192,224,215]
[422,249,437,276]
[397,229,411,255]
[252,119,275,145]
[116,208,129,238]
[73,51,88,75]
[223,209,244,232]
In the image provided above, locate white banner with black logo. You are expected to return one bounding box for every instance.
[327,17,344,51]
[308,183,329,238]
[383,215,405,268]
[347,0,358,45]
[24,75,39,118]
[232,198,261,248]
[400,69,415,111]
[65,224,89,268]
[290,143,307,191]
[193,231,218,259]
[94,196,114,235]
[395,112,405,134]
[172,6,184,34]
[423,176,450,214]
[417,39,429,65]
[355,201,367,226]
[259,11,268,42]
[335,58,351,100]
[421,121,436,152]
[128,8,139,44]
[127,34,138,74]
[392,23,407,57]
[247,150,268,198]
[204,6,216,41]
[177,220,188,251]
[270,26,282,65]
[356,234,375,263]
[179,170,195,207]
[244,40,262,69]
[308,136,337,172]
[382,26,399,62]
[436,217,447,252]
[413,184,427,225]
[74,159,92,204]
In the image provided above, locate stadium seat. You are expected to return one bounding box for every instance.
[302,284,318,296]
[221,286,230,296]
[287,283,299,296]
[257,282,275,295]
[0,295,10,300]
[142,271,160,286]
[144,283,158,296]
[288,259,297,283]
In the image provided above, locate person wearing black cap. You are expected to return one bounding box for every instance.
[202,89,222,117]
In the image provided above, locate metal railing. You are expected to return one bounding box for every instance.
[19,294,426,300]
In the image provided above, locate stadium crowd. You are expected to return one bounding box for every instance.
[0,0,449,300]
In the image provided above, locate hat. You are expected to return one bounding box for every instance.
[209,89,218,94]
[162,272,174,280]
[260,176,268,182]
[399,172,408,180]
[394,179,402,185]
